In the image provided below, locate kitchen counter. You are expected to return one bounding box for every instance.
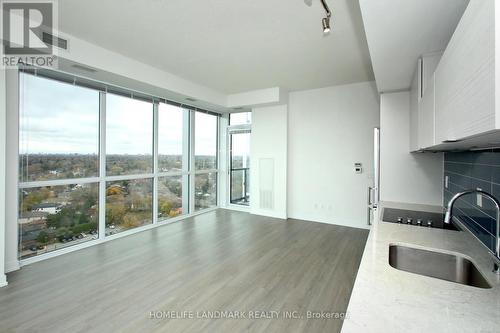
[341,202,500,333]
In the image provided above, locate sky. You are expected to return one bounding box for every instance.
[20,73,218,156]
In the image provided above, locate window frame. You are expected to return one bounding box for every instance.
[14,69,221,265]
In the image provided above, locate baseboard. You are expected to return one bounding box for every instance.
[287,213,370,230]
[5,260,20,273]
[250,209,287,220]
[0,274,7,287]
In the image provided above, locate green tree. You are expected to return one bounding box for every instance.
[36,231,48,244]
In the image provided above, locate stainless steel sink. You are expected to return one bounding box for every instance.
[389,245,491,289]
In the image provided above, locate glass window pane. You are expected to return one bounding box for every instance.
[106,94,153,176]
[229,112,251,125]
[194,173,217,211]
[158,175,188,221]
[158,103,185,173]
[19,73,99,182]
[195,112,217,170]
[105,178,153,235]
[230,132,250,206]
[19,183,99,259]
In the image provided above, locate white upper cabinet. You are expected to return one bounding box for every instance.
[409,53,442,151]
[419,72,436,149]
[409,60,421,152]
[434,0,496,144]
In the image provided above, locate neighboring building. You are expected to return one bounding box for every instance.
[32,203,62,215]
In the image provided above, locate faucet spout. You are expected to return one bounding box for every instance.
[444,189,500,274]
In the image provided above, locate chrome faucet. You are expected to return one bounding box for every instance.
[444,189,500,274]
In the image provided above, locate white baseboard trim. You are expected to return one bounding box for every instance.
[5,260,20,273]
[222,205,250,213]
[250,210,287,220]
[287,213,370,230]
[0,274,7,287]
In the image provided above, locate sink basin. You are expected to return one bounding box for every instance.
[389,245,491,289]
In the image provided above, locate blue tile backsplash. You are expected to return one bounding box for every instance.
[444,149,500,252]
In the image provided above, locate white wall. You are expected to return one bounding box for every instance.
[380,92,443,205]
[287,82,380,229]
[250,105,288,219]
[0,68,7,286]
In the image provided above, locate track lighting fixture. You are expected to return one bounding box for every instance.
[305,0,332,34]
[320,0,332,34]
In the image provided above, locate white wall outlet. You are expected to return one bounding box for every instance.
[445,176,449,189]
[477,188,482,207]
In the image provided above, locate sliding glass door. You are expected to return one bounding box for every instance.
[229,132,250,206]
[228,112,251,207]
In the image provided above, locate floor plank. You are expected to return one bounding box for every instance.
[0,209,368,333]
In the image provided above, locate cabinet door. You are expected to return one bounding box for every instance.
[421,52,442,97]
[409,60,421,152]
[434,0,495,143]
[418,73,435,149]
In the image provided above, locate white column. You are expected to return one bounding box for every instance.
[0,68,8,287]
[5,69,19,274]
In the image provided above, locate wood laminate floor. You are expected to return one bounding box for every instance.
[0,209,368,333]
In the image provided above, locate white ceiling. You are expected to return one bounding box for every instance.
[58,0,374,94]
[359,0,469,93]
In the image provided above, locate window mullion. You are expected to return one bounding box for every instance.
[98,91,106,240]
[189,110,195,214]
[182,109,190,215]
[153,102,159,224]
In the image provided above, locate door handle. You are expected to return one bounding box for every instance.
[367,186,373,206]
[367,206,372,226]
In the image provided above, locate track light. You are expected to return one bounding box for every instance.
[320,0,332,34]
[322,17,331,33]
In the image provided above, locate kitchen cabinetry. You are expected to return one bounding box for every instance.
[418,73,435,149]
[409,53,442,151]
[409,0,500,151]
[434,0,495,144]
[409,59,421,152]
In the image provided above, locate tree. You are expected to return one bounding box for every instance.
[105,204,126,226]
[159,199,172,216]
[123,213,140,229]
[36,231,48,244]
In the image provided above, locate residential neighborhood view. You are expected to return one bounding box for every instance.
[18,154,217,259]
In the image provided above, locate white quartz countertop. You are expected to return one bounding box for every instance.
[341,202,500,333]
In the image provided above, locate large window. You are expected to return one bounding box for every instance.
[158,103,185,173]
[195,172,217,211]
[17,70,220,260]
[157,103,189,221]
[195,112,217,170]
[19,73,100,182]
[18,73,101,258]
[106,94,153,176]
[19,183,99,259]
[105,179,153,235]
[194,112,218,211]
